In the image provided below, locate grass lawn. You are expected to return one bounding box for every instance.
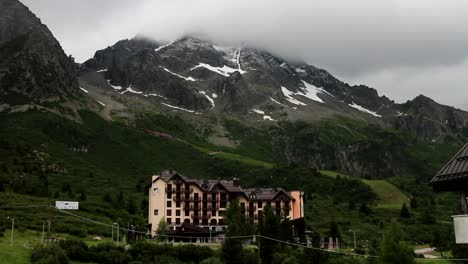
[0,229,37,264]
[321,170,409,209]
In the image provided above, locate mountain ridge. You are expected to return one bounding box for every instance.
[76,35,468,141]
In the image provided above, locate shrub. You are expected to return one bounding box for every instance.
[31,244,69,264]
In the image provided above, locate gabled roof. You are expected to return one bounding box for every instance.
[244,187,295,201]
[431,143,468,192]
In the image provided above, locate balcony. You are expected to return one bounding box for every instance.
[184,205,201,210]
[175,188,193,193]
[173,195,185,201]
[202,205,219,210]
[191,214,201,219]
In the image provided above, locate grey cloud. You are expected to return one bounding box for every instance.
[21,0,468,110]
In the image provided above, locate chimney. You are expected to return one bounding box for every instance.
[233,178,240,187]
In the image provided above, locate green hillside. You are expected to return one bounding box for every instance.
[321,170,409,209]
[0,109,463,263]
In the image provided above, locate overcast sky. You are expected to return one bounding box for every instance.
[22,0,468,110]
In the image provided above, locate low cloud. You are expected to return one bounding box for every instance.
[22,0,468,109]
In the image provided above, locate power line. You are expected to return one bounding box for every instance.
[14,205,468,261]
[53,206,378,258]
[256,235,379,258]
[0,205,50,209]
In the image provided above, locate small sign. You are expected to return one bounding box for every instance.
[55,201,79,210]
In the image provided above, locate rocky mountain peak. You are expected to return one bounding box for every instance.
[0,0,79,105]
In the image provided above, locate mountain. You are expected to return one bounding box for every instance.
[78,36,468,141]
[0,0,79,108]
[0,1,463,254]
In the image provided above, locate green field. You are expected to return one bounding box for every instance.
[321,170,409,209]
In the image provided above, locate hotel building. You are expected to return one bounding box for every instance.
[148,170,304,237]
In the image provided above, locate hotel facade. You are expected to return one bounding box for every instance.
[148,170,304,237]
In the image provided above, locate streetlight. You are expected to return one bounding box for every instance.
[348,229,359,250]
[7,217,14,247]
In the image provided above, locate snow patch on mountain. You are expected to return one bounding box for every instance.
[120,86,143,95]
[154,42,173,52]
[263,115,276,121]
[148,93,168,100]
[107,80,123,90]
[199,91,215,109]
[281,87,307,106]
[96,69,108,73]
[251,108,276,121]
[295,68,306,73]
[163,68,196,82]
[212,93,218,98]
[349,102,381,117]
[252,109,265,115]
[300,81,324,103]
[79,87,89,93]
[270,97,288,107]
[97,100,105,106]
[190,63,246,77]
[161,103,196,113]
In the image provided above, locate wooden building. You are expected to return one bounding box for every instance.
[431,143,468,243]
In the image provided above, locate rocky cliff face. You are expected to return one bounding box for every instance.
[0,0,78,106]
[79,36,468,142]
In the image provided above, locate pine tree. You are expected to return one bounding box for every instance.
[380,221,414,264]
[156,219,169,242]
[400,203,410,218]
[327,221,341,239]
[259,205,280,264]
[222,199,244,264]
[409,196,418,209]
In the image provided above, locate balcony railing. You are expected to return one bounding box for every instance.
[166,187,194,193]
[184,205,202,210]
[202,205,219,210]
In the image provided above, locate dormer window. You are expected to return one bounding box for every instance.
[249,193,256,199]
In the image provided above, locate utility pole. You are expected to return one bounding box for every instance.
[42,221,45,243]
[7,217,14,247]
[42,220,50,244]
[113,223,119,244]
[348,229,359,250]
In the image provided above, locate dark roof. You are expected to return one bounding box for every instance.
[157,170,244,193]
[431,143,468,192]
[168,223,214,235]
[154,170,295,200]
[243,188,295,201]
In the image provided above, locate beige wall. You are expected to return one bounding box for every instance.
[148,176,167,235]
[290,191,304,220]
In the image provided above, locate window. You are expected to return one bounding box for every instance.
[167,218,172,224]
[176,218,180,225]
[154,209,158,215]
[258,202,262,209]
[185,210,190,216]
[176,210,180,216]
[212,210,216,217]
[167,210,172,216]
[167,201,172,207]
[167,192,171,199]
[176,201,181,208]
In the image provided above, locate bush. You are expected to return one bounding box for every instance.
[31,244,69,264]
[59,239,90,262]
[201,256,225,264]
